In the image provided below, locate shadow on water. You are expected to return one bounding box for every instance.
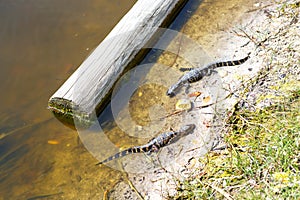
[97,0,203,129]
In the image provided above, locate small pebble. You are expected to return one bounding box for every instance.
[279,73,286,79]
[175,99,192,111]
[76,175,82,182]
[136,125,143,131]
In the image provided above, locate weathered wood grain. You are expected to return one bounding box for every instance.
[48,0,188,127]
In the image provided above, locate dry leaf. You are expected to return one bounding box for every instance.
[203,96,211,103]
[47,140,59,145]
[188,91,202,97]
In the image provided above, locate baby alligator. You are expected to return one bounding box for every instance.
[167,53,250,97]
[96,124,196,165]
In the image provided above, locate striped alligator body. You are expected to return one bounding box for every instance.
[167,53,251,97]
[96,124,196,165]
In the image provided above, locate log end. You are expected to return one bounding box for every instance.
[48,97,95,129]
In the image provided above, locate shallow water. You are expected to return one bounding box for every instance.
[0,0,135,199]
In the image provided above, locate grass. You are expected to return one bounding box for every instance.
[172,89,300,199]
[170,1,300,199]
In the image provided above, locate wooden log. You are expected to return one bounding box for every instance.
[48,0,188,128]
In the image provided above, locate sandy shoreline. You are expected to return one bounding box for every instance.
[108,0,299,199]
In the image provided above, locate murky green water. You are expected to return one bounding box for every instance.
[0,0,257,199]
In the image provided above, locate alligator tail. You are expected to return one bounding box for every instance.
[96,148,136,165]
[213,53,251,68]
